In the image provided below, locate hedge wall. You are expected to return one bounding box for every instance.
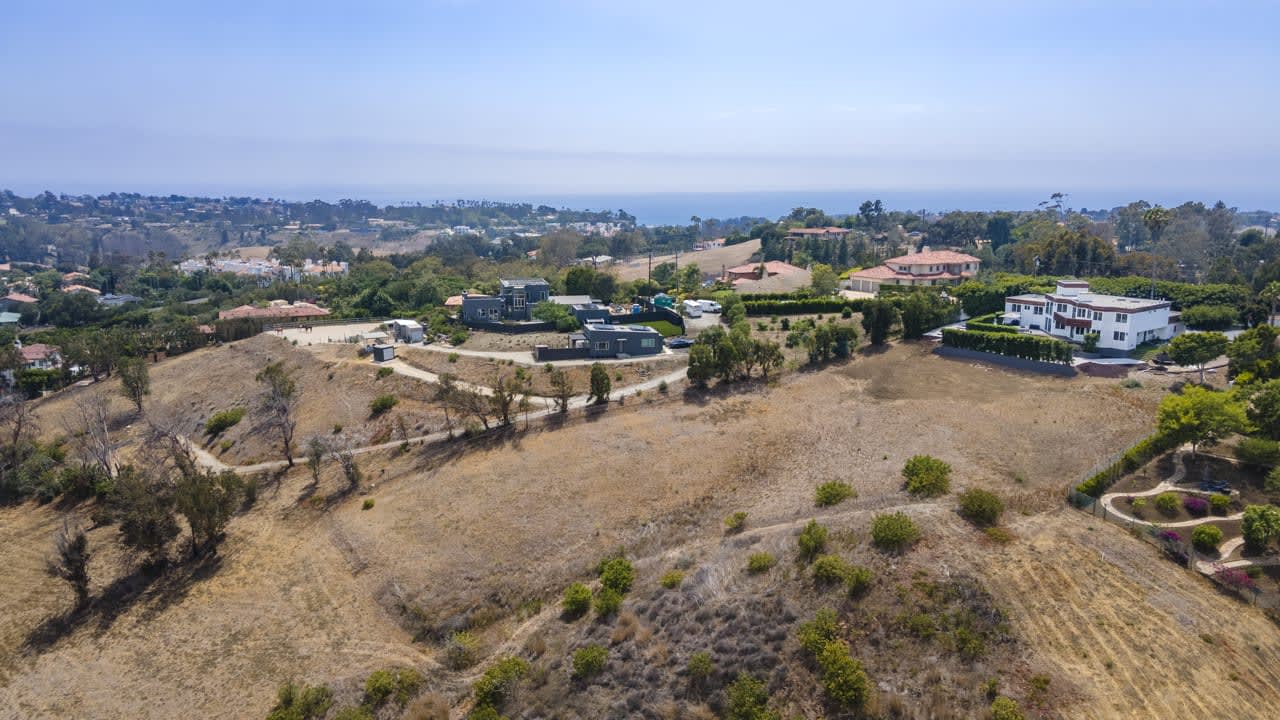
[744,298,867,316]
[964,312,1018,334]
[1075,431,1180,497]
[940,328,1073,364]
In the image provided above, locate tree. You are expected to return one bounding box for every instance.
[1167,332,1228,383]
[434,373,458,437]
[1261,281,1280,326]
[175,469,244,557]
[902,455,951,497]
[549,368,573,413]
[1156,385,1247,455]
[860,299,899,345]
[64,391,116,478]
[489,374,521,426]
[1242,504,1280,552]
[677,264,702,294]
[588,363,611,404]
[113,467,179,566]
[305,436,326,485]
[687,344,715,387]
[1246,379,1280,440]
[256,362,299,466]
[117,355,150,414]
[47,520,91,610]
[1141,205,1172,248]
[809,263,838,296]
[330,442,361,491]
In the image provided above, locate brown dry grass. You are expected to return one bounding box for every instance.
[397,345,684,397]
[2,341,1278,718]
[613,239,762,281]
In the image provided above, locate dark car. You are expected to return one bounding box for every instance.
[666,336,694,349]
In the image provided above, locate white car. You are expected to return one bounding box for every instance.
[698,300,722,313]
[681,300,703,318]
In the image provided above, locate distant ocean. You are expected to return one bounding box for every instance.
[259,188,1280,226]
[12,183,1278,226]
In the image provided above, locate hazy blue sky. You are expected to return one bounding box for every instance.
[2,0,1278,207]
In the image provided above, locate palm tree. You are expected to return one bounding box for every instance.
[1141,206,1173,297]
[1261,281,1280,327]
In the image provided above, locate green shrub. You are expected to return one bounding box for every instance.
[370,394,399,416]
[797,607,840,655]
[466,706,502,720]
[571,644,608,679]
[660,570,684,589]
[331,707,373,720]
[812,555,853,585]
[472,656,529,708]
[1192,524,1223,553]
[845,565,873,597]
[724,672,779,720]
[447,352,460,363]
[1082,331,1100,352]
[597,557,635,594]
[444,631,481,670]
[797,519,828,561]
[1209,494,1231,514]
[1076,431,1178,496]
[941,327,1073,364]
[376,366,394,379]
[1130,497,1148,515]
[362,498,374,510]
[746,552,776,573]
[687,651,714,682]
[1235,437,1280,467]
[332,423,343,434]
[1154,492,1179,514]
[816,640,871,710]
[562,583,591,617]
[724,511,748,532]
[267,682,333,720]
[594,587,622,617]
[957,488,1003,527]
[1120,378,1142,389]
[363,669,396,707]
[871,512,921,551]
[990,695,1025,720]
[984,527,1015,544]
[815,480,855,507]
[1268,466,1280,494]
[204,407,245,436]
[1181,304,1238,331]
[902,455,951,497]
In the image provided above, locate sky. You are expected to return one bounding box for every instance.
[2,0,1278,210]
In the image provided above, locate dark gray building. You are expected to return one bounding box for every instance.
[579,323,663,358]
[459,278,551,322]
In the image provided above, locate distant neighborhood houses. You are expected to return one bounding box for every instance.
[846,249,981,294]
[460,278,552,323]
[723,260,811,294]
[1003,279,1183,354]
[176,256,349,282]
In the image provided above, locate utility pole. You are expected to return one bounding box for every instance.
[647,251,652,286]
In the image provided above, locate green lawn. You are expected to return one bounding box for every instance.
[1129,340,1169,361]
[637,320,683,337]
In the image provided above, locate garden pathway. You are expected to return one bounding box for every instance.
[1099,447,1244,528]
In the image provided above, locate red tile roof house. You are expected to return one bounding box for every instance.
[846,249,981,293]
[217,302,331,321]
[19,343,62,370]
[785,226,851,242]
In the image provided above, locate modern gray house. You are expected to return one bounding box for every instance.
[576,323,663,358]
[459,278,551,323]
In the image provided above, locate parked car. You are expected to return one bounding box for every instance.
[666,337,694,349]
[681,300,703,318]
[698,300,722,313]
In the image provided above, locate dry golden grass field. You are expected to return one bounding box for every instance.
[2,340,1278,718]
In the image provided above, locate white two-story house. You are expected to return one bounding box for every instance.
[1003,280,1182,354]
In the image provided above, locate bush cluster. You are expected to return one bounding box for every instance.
[902,455,952,497]
[746,552,776,573]
[561,582,591,617]
[660,570,684,589]
[370,394,399,416]
[1181,304,1238,331]
[267,682,333,720]
[571,644,608,679]
[724,511,748,532]
[1191,524,1223,553]
[1236,437,1280,467]
[797,519,829,561]
[744,298,865,316]
[1153,492,1179,514]
[957,488,1003,527]
[871,512,921,551]
[205,407,245,436]
[941,327,1073,364]
[815,480,855,507]
[1183,495,1209,516]
[472,657,529,710]
[795,609,871,711]
[1209,494,1232,514]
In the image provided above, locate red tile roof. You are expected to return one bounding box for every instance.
[885,250,980,266]
[19,343,58,362]
[725,261,806,276]
[217,304,331,320]
[848,265,902,280]
[787,226,849,236]
[3,292,37,304]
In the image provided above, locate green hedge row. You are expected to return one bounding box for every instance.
[1075,432,1180,497]
[964,312,1019,334]
[744,298,867,316]
[940,328,1073,364]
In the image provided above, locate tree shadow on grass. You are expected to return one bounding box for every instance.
[23,554,225,655]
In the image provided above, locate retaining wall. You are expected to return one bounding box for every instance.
[934,345,1077,376]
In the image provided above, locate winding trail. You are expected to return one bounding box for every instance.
[409,342,679,366]
[1096,446,1280,575]
[189,364,691,475]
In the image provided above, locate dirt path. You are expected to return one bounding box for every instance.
[1100,448,1244,527]
[412,342,679,367]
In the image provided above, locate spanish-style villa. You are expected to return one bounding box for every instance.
[1002,279,1183,354]
[846,249,980,293]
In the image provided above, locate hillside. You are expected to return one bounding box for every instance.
[1,342,1278,718]
[614,239,762,281]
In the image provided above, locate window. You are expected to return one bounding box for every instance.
[1011,303,1021,312]
[640,338,656,348]
[513,293,526,309]
[594,341,611,352]
[1113,331,1127,341]
[1033,306,1043,315]
[1057,303,1066,312]
[1115,313,1128,323]
[1093,311,1102,321]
